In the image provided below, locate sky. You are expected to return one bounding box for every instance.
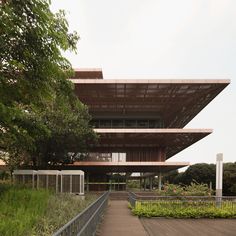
[51,0,236,168]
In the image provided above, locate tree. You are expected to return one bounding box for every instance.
[162,170,179,184]
[171,162,236,196]
[223,162,236,195]
[33,97,97,167]
[0,0,96,168]
[177,163,216,187]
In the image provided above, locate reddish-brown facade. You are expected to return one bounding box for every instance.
[70,69,229,191]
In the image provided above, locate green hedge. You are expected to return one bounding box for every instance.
[132,201,236,218]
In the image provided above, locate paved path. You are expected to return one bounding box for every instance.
[96,200,147,236]
[141,218,236,236]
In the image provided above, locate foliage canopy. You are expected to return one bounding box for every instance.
[0,0,97,168]
[163,163,236,196]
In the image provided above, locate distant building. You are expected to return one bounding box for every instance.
[69,69,229,191]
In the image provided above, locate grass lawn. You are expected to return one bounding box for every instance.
[0,183,97,236]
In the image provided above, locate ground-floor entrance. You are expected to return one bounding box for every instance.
[85,172,163,192]
[85,173,127,191]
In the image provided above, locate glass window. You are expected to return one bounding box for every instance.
[112,153,119,162]
[112,120,124,128]
[99,120,111,128]
[137,120,149,128]
[149,120,155,128]
[112,153,126,162]
[125,120,137,128]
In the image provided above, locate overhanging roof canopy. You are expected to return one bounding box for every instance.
[91,128,212,159]
[69,161,189,173]
[71,78,229,128]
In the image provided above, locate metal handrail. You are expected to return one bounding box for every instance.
[128,191,236,210]
[129,191,236,200]
[53,191,109,236]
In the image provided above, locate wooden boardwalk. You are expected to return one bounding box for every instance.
[96,200,147,236]
[141,218,236,236]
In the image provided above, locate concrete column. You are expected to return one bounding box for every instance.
[158,172,162,191]
[149,177,153,191]
[216,153,223,207]
[144,178,147,191]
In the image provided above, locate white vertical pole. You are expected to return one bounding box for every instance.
[216,153,223,207]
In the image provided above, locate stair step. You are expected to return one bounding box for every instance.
[109,191,128,200]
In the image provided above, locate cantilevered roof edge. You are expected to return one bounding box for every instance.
[93,128,213,133]
[70,79,230,84]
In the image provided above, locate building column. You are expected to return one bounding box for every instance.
[144,178,147,191]
[149,177,153,191]
[140,178,142,191]
[158,172,162,191]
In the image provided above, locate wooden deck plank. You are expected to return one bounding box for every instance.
[140,218,236,236]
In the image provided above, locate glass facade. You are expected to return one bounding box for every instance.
[85,153,126,162]
[91,119,164,128]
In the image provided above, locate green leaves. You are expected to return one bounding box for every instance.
[157,183,213,196]
[34,97,97,166]
[166,163,236,196]
[0,0,96,168]
[132,201,236,218]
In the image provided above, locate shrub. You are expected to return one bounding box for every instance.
[0,171,10,180]
[0,184,97,236]
[132,201,236,218]
[158,183,184,196]
[184,182,213,196]
[157,182,212,196]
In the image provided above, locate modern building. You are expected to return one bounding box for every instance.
[69,69,230,191]
[1,69,229,191]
